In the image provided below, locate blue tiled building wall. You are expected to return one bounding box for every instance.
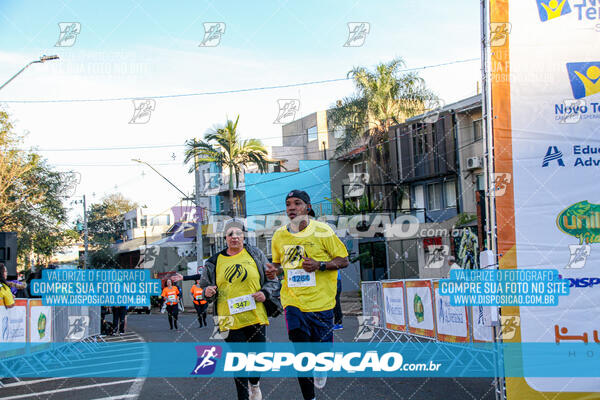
[245,160,332,216]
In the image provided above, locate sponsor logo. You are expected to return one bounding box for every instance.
[556,201,600,244]
[567,62,600,99]
[199,22,225,47]
[491,173,512,197]
[1,316,8,341]
[489,22,511,46]
[541,145,600,168]
[559,276,600,287]
[437,297,465,324]
[413,294,424,323]
[536,0,572,21]
[38,312,47,339]
[191,345,222,375]
[542,146,565,167]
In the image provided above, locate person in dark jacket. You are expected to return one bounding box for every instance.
[173,218,279,400]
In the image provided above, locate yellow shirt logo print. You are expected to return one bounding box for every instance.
[225,264,248,283]
[283,245,306,269]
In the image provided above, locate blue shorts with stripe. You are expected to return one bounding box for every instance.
[284,306,334,342]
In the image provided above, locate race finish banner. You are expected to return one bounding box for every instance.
[488,0,600,398]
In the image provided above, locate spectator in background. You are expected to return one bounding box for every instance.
[446,256,462,279]
[0,263,15,308]
[112,306,127,335]
[333,272,343,330]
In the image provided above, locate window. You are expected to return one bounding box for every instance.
[307,126,318,142]
[333,126,345,139]
[445,180,457,208]
[413,125,427,156]
[150,215,170,226]
[477,174,485,191]
[427,183,442,211]
[140,216,147,227]
[473,119,483,141]
[353,161,367,174]
[266,238,272,256]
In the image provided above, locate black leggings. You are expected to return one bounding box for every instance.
[224,324,266,400]
[288,328,315,400]
[193,303,208,326]
[166,304,178,329]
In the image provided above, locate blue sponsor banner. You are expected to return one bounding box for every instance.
[1,342,599,378]
[29,269,162,306]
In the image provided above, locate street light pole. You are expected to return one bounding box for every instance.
[0,55,60,91]
[83,194,89,269]
[132,157,204,269]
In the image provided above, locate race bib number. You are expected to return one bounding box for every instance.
[287,269,316,287]
[168,294,176,302]
[195,294,203,300]
[227,295,256,315]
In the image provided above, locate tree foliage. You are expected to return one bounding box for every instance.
[329,58,438,183]
[184,115,274,216]
[0,109,78,267]
[87,193,138,245]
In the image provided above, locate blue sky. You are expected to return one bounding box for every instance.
[0,0,481,217]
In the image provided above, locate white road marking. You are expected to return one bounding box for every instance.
[0,379,143,400]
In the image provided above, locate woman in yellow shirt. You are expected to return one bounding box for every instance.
[176,219,280,400]
[160,279,180,330]
[0,264,15,308]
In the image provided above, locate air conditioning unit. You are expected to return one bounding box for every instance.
[466,157,482,170]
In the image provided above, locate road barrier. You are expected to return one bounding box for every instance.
[361,279,505,400]
[0,298,102,385]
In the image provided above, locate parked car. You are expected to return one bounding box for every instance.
[130,305,151,314]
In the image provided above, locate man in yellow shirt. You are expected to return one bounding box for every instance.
[266,190,349,400]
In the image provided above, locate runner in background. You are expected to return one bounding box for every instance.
[266,190,349,400]
[161,279,180,330]
[190,279,208,328]
[333,272,343,330]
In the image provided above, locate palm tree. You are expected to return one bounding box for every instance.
[184,115,273,216]
[329,58,438,184]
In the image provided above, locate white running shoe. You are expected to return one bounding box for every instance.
[313,375,327,389]
[248,382,262,400]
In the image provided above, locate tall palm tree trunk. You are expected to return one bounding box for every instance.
[228,165,234,216]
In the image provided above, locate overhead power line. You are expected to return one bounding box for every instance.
[0,58,479,104]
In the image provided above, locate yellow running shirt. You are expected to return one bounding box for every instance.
[215,249,268,331]
[271,219,348,312]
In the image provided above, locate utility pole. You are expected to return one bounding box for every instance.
[83,194,89,269]
[193,141,204,270]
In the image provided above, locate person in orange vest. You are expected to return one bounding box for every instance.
[190,279,208,328]
[161,278,180,330]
